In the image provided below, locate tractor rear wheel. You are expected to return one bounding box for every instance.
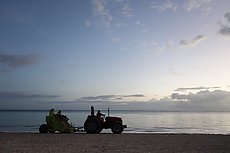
[39,124,48,133]
[111,122,123,134]
[84,118,102,134]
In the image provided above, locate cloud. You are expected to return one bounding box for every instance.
[224,12,230,22]
[175,86,220,92]
[123,94,145,98]
[0,53,41,72]
[80,95,119,101]
[3,90,230,111]
[150,0,212,13]
[180,34,207,47]
[151,0,177,12]
[0,91,61,110]
[85,20,92,27]
[218,12,230,37]
[219,26,230,36]
[140,41,171,54]
[73,90,230,111]
[0,91,60,99]
[48,90,230,111]
[122,3,134,17]
[171,90,230,102]
[90,0,134,28]
[170,90,230,111]
[91,0,113,27]
[77,94,145,102]
[110,37,120,43]
[185,0,212,12]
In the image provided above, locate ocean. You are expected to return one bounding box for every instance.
[0,110,230,134]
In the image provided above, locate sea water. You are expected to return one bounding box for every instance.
[0,110,230,134]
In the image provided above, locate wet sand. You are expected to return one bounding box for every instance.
[0,132,229,153]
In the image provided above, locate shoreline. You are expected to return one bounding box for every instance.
[1,132,229,153]
[1,131,230,135]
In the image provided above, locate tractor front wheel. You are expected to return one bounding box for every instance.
[111,122,123,134]
[84,118,102,134]
[39,124,48,133]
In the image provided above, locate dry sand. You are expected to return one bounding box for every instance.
[0,132,229,153]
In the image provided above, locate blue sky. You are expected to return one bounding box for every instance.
[1,0,230,110]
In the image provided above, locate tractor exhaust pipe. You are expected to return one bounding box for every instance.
[108,108,110,117]
[91,106,95,116]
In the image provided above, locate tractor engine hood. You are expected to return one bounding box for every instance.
[106,116,122,121]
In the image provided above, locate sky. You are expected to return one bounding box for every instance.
[0,0,230,110]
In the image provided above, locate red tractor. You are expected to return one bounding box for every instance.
[84,106,127,134]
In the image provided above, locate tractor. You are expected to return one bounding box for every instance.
[39,106,127,134]
[84,106,127,134]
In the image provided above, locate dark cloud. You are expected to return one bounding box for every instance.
[0,91,60,99]
[78,94,145,101]
[0,68,9,73]
[80,95,118,101]
[123,94,145,98]
[180,34,207,47]
[224,12,230,22]
[0,53,41,72]
[180,40,189,46]
[171,93,190,101]
[175,86,220,92]
[218,12,230,37]
[219,25,230,36]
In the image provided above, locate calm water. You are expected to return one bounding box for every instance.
[0,110,230,134]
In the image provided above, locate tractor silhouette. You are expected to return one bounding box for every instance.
[39,106,127,134]
[84,106,127,134]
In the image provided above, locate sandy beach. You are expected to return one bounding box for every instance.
[0,132,229,153]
